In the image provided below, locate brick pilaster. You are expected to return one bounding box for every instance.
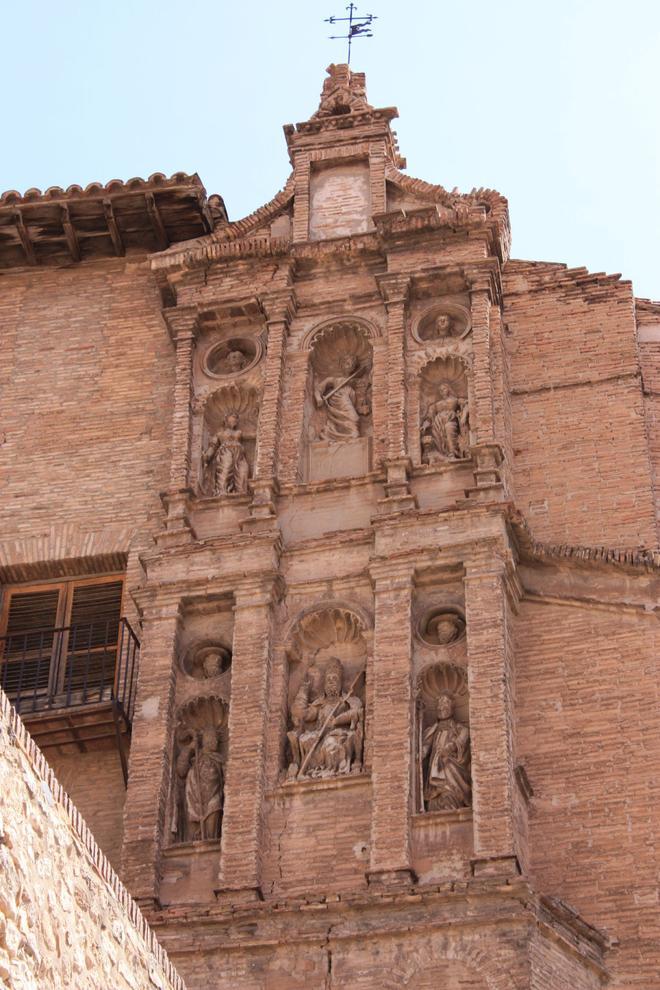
[292,154,311,242]
[464,554,519,876]
[467,276,495,447]
[160,306,199,544]
[216,577,278,900]
[367,563,415,886]
[121,599,181,908]
[244,290,296,527]
[376,273,416,510]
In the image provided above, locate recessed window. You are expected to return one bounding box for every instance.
[0,575,124,711]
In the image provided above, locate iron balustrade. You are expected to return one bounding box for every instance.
[0,617,139,723]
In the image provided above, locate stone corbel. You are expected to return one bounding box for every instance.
[375,273,417,513]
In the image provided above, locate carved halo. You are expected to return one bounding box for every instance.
[175,695,228,737]
[203,383,259,431]
[202,336,263,379]
[302,315,380,353]
[288,604,369,658]
[181,641,232,680]
[420,354,469,397]
[418,662,469,726]
[417,606,466,647]
[412,303,472,344]
[286,604,369,704]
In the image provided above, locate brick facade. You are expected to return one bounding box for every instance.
[1,64,658,987]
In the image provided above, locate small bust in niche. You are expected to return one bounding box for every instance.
[432,313,454,338]
[226,349,247,373]
[418,310,466,342]
[205,340,255,378]
[187,644,232,680]
[424,611,465,646]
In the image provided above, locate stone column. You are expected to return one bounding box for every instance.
[367,562,416,886]
[121,597,181,908]
[159,306,199,545]
[464,552,520,877]
[376,273,416,511]
[243,289,296,529]
[216,576,278,901]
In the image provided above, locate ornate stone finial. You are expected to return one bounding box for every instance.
[313,63,372,119]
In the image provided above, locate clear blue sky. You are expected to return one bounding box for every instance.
[3,0,658,299]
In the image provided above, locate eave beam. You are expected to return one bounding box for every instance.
[60,204,81,262]
[103,198,125,256]
[145,192,169,250]
[13,209,37,265]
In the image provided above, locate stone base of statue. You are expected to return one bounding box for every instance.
[307,436,371,483]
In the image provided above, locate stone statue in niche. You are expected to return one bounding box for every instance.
[171,698,226,843]
[421,692,471,811]
[287,655,364,779]
[314,354,371,441]
[202,413,250,495]
[421,385,469,462]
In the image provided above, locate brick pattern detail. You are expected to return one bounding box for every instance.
[377,275,411,461]
[169,333,195,490]
[368,568,414,877]
[469,286,495,445]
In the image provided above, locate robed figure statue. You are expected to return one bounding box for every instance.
[421,692,472,811]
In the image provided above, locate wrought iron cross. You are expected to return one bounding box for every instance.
[325,4,377,65]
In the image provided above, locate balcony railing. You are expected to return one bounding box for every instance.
[0,617,139,724]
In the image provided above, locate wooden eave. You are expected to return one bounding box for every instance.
[0,172,227,269]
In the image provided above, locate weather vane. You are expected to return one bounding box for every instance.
[325,4,377,65]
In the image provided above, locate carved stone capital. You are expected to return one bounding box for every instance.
[375,272,412,308]
[233,572,284,610]
[369,559,415,591]
[464,266,496,300]
[163,305,199,342]
[259,288,297,326]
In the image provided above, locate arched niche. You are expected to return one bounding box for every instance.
[284,604,369,781]
[170,695,228,844]
[198,384,259,496]
[303,321,373,482]
[419,355,471,465]
[416,663,472,814]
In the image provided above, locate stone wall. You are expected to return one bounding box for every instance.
[0,688,186,990]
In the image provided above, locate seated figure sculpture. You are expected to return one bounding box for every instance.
[421,691,471,811]
[314,354,370,441]
[287,656,364,779]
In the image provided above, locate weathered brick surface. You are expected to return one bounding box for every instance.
[0,690,184,990]
[516,600,660,988]
[48,748,126,873]
[0,63,657,988]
